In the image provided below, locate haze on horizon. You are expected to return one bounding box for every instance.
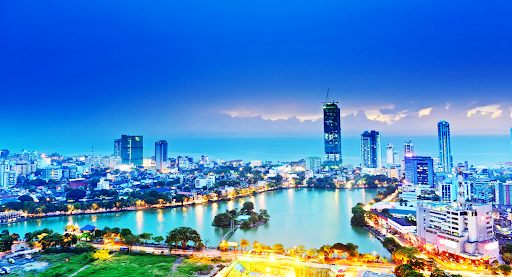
[1,0,512,151]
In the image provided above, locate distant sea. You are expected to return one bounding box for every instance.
[2,135,511,167]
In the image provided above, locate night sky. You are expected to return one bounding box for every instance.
[1,0,512,151]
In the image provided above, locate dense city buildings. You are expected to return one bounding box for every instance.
[155,140,168,172]
[323,102,342,168]
[404,156,434,187]
[438,121,453,173]
[361,130,381,169]
[417,202,499,263]
[120,135,144,167]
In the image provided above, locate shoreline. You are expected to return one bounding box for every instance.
[5,185,389,225]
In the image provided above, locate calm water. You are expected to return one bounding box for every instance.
[3,188,388,257]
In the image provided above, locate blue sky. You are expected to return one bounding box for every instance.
[1,0,512,150]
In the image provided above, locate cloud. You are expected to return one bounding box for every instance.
[364,109,408,125]
[221,110,321,122]
[467,104,503,118]
[418,107,433,117]
[445,103,450,110]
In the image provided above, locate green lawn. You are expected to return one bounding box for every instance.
[13,252,225,277]
[75,253,178,277]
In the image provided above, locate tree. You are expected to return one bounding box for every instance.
[123,235,140,249]
[273,243,284,254]
[392,247,419,263]
[360,253,376,263]
[296,245,306,256]
[166,227,201,250]
[350,205,367,227]
[18,195,34,202]
[240,221,251,229]
[242,202,254,214]
[212,213,233,227]
[241,239,249,251]
[153,236,164,244]
[259,209,270,222]
[66,189,86,201]
[504,253,512,265]
[500,264,512,276]
[306,248,318,258]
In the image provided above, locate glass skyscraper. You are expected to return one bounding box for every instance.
[403,139,414,158]
[114,139,122,158]
[155,140,168,172]
[120,135,143,166]
[361,130,381,168]
[404,156,433,187]
[437,121,453,173]
[323,102,342,167]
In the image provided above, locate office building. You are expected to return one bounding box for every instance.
[439,178,458,202]
[471,174,493,204]
[361,131,381,168]
[417,202,498,263]
[386,164,402,180]
[323,102,342,167]
[403,139,414,158]
[438,121,453,173]
[305,156,322,172]
[155,140,168,172]
[120,135,143,166]
[498,180,512,205]
[114,139,122,158]
[0,150,9,159]
[386,143,394,165]
[393,151,400,164]
[0,160,16,187]
[404,156,434,187]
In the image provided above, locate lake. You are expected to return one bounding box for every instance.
[3,188,389,257]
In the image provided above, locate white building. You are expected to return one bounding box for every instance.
[96,178,110,190]
[206,175,216,188]
[305,157,322,173]
[195,179,207,189]
[0,160,16,187]
[388,217,416,235]
[386,164,402,180]
[250,160,263,167]
[417,202,498,263]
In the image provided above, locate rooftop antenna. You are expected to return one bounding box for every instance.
[325,88,330,103]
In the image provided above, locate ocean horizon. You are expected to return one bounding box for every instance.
[2,135,511,167]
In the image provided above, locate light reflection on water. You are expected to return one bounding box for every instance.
[4,188,389,257]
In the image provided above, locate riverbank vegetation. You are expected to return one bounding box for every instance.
[212,201,270,229]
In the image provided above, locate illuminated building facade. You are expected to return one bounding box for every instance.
[404,156,433,187]
[155,140,168,172]
[404,139,414,158]
[323,102,342,167]
[417,202,498,263]
[438,121,453,173]
[361,130,381,168]
[120,135,143,166]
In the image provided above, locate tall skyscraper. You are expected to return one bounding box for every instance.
[386,143,394,165]
[404,156,434,187]
[438,121,453,173]
[403,139,414,158]
[120,135,143,166]
[323,102,342,167]
[361,130,381,168]
[393,151,400,164]
[155,140,168,172]
[114,139,122,158]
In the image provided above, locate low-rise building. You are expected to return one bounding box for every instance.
[417,201,498,263]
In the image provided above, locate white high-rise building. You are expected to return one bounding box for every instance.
[404,139,414,158]
[386,143,394,165]
[0,160,16,187]
[417,202,498,263]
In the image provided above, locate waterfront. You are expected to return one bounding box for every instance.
[3,188,389,257]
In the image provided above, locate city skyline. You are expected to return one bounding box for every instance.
[1,1,512,151]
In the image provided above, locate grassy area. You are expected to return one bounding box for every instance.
[171,258,210,277]
[12,252,228,277]
[76,253,178,277]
